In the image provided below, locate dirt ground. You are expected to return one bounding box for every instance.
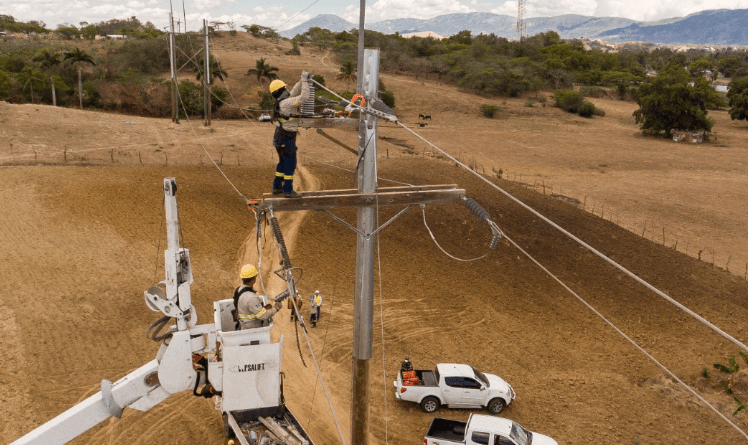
[2,32,748,445]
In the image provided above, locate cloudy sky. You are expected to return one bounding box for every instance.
[1,0,746,32]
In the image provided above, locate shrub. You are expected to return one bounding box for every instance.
[312,74,325,85]
[593,107,605,117]
[525,98,535,107]
[379,89,396,108]
[257,90,273,111]
[480,104,499,118]
[553,89,584,113]
[578,101,595,117]
[285,41,300,56]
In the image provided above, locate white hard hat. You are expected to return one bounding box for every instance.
[315,290,319,293]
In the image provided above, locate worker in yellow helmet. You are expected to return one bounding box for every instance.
[268,71,312,198]
[233,264,282,329]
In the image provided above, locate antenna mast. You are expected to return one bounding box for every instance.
[516,0,527,41]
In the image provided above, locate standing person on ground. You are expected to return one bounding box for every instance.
[233,264,283,329]
[310,289,322,328]
[269,71,312,198]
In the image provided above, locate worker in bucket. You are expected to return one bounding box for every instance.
[309,289,322,327]
[233,264,283,329]
[268,71,312,198]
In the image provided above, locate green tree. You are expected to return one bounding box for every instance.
[727,77,748,121]
[336,60,357,90]
[633,63,722,136]
[64,47,96,109]
[689,58,714,80]
[55,23,79,39]
[0,70,12,100]
[33,49,61,104]
[194,55,227,83]
[16,66,46,103]
[246,57,278,85]
[718,56,744,78]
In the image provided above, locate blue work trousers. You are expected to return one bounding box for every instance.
[272,135,298,194]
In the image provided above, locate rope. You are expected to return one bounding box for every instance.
[504,232,748,441]
[421,205,488,262]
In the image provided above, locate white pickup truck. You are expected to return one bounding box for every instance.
[394,363,515,413]
[424,414,558,445]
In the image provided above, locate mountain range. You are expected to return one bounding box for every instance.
[279,9,748,46]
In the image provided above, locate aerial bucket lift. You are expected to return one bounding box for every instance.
[11,178,313,445]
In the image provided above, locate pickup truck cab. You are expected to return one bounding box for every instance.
[425,414,558,445]
[394,363,515,413]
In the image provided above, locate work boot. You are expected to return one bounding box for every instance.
[284,191,301,198]
[272,188,283,195]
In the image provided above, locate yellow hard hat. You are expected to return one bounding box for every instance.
[269,79,286,94]
[240,264,258,279]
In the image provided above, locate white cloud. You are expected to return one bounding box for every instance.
[343,0,475,23]
[488,0,748,22]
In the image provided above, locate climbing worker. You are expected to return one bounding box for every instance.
[233,264,283,329]
[288,292,303,322]
[309,289,322,327]
[269,70,312,198]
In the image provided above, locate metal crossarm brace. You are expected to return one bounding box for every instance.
[257,185,465,212]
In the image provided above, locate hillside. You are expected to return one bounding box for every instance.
[281,9,748,45]
[3,32,748,444]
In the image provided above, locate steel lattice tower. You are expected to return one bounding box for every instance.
[516,0,527,41]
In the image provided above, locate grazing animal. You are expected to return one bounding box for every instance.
[418,114,432,120]
[418,122,428,128]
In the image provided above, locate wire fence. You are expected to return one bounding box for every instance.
[495,168,748,280]
[2,131,745,280]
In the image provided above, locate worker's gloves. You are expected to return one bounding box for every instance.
[302,71,312,81]
[274,301,283,310]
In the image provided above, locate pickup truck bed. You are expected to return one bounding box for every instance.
[425,417,467,442]
[401,369,438,386]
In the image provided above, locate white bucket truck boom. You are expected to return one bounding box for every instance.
[11,178,312,445]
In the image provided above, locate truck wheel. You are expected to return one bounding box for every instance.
[487,398,505,414]
[222,413,235,439]
[420,396,440,413]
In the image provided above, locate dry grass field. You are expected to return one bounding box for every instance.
[2,32,748,445]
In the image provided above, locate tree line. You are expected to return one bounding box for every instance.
[292,27,748,135]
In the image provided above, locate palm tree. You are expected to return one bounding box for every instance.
[33,49,61,105]
[195,56,228,83]
[246,57,278,85]
[64,47,96,109]
[336,60,357,91]
[16,67,46,103]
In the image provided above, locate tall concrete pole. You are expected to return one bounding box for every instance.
[355,0,365,94]
[168,13,178,123]
[204,19,211,126]
[351,48,379,445]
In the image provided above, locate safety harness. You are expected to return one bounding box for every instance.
[232,285,255,328]
[273,89,299,140]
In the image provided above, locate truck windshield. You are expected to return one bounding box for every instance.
[510,422,532,445]
[470,366,489,387]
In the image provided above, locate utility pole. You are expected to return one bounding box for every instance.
[203,19,211,126]
[351,48,379,445]
[168,13,179,123]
